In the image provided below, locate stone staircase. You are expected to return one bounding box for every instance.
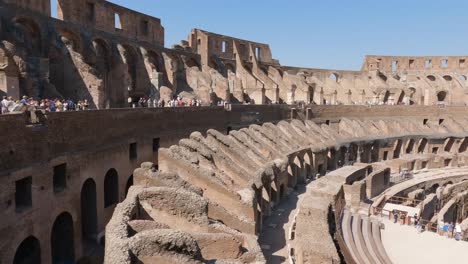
[341,210,393,264]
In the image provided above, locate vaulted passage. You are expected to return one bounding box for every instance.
[81,178,98,240]
[13,236,41,264]
[104,169,119,207]
[51,212,75,264]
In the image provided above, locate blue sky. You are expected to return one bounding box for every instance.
[53,0,468,70]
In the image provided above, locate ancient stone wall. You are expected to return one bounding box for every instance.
[105,112,468,263]
[56,0,164,47]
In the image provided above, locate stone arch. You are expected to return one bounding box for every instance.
[225,62,236,74]
[57,28,81,52]
[51,212,75,264]
[303,151,313,179]
[383,90,391,103]
[146,50,163,73]
[290,84,297,103]
[393,139,403,158]
[13,236,41,264]
[12,16,42,54]
[208,56,222,73]
[104,168,119,208]
[459,138,468,153]
[406,139,415,154]
[408,87,417,105]
[307,85,314,104]
[443,75,453,81]
[293,155,306,184]
[92,38,110,107]
[427,75,436,81]
[444,138,455,153]
[125,175,133,197]
[418,138,428,153]
[397,90,405,104]
[81,178,97,241]
[118,44,139,93]
[329,73,339,82]
[186,57,201,70]
[437,91,447,102]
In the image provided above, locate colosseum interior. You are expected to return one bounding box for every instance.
[2,1,468,264]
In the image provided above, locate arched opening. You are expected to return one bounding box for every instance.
[290,84,297,103]
[304,152,313,179]
[186,58,201,70]
[408,87,417,105]
[13,236,41,264]
[329,73,338,82]
[209,57,221,72]
[393,139,403,158]
[383,90,390,103]
[459,75,467,83]
[406,139,414,154]
[444,138,455,152]
[225,63,236,74]
[397,91,405,104]
[58,28,81,52]
[427,75,436,81]
[437,91,447,102]
[146,50,163,73]
[443,75,453,81]
[418,138,428,153]
[119,44,138,94]
[308,86,314,104]
[459,138,468,153]
[12,17,42,54]
[81,178,97,241]
[51,212,75,264]
[125,175,133,197]
[104,169,119,208]
[93,38,110,108]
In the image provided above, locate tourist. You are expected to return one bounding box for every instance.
[1,96,9,114]
[157,98,164,107]
[455,223,462,241]
[443,222,449,237]
[127,96,133,108]
[49,100,56,112]
[438,220,444,235]
[20,95,28,106]
[83,99,89,110]
[448,222,454,238]
[393,210,398,223]
[399,212,406,225]
[413,213,419,226]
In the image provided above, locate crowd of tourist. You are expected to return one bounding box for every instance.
[391,211,464,241]
[1,95,90,115]
[129,96,205,108]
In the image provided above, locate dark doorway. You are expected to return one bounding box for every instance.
[81,179,97,240]
[104,169,119,208]
[13,236,41,264]
[51,212,75,264]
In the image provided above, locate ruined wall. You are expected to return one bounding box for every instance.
[56,0,164,47]
[3,0,50,16]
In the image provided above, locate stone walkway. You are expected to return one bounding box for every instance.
[258,185,307,263]
[381,218,468,264]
